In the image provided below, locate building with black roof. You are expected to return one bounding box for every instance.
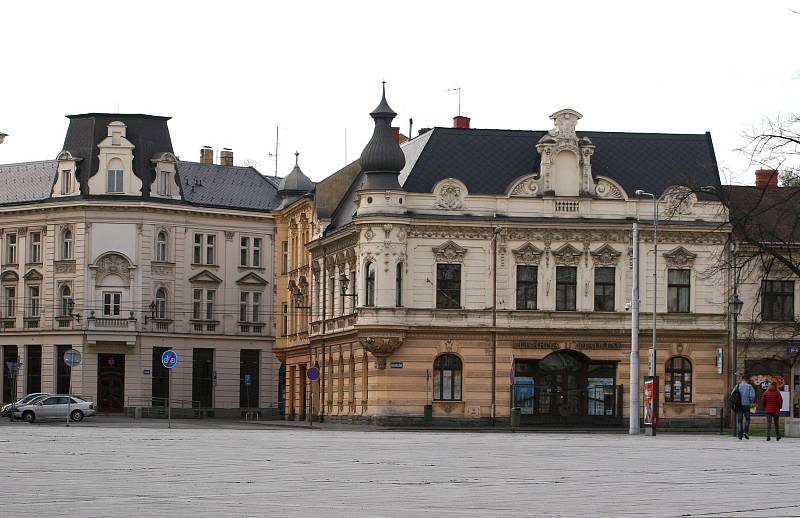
[0,114,283,417]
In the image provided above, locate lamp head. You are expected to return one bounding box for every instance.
[339,273,350,296]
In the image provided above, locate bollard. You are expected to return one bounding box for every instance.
[511,407,521,428]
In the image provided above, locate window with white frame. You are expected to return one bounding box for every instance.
[239,291,262,323]
[28,232,41,264]
[28,285,40,317]
[157,171,169,196]
[281,303,288,336]
[59,285,71,317]
[193,234,215,264]
[240,237,262,267]
[191,288,215,320]
[281,241,288,274]
[667,269,691,313]
[102,292,121,316]
[3,287,15,317]
[364,262,376,307]
[5,232,17,264]
[205,235,215,265]
[61,170,73,195]
[156,231,168,262]
[62,229,73,260]
[155,288,167,319]
[252,238,261,268]
[107,168,124,193]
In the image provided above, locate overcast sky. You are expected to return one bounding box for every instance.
[1,1,797,185]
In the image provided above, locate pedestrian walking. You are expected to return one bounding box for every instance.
[735,375,756,440]
[762,382,783,442]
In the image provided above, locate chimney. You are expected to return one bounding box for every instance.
[453,115,471,129]
[200,146,213,164]
[391,127,401,144]
[219,148,234,166]
[755,169,778,188]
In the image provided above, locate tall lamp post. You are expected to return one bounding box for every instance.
[729,293,743,436]
[635,190,661,436]
[291,285,314,425]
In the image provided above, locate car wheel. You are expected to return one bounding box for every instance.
[22,411,35,423]
[70,410,84,423]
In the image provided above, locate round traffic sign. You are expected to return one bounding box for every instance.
[64,349,82,368]
[161,350,178,369]
[307,367,320,381]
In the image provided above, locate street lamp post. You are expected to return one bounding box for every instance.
[635,190,660,436]
[729,293,743,436]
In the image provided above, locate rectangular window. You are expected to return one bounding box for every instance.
[556,266,577,311]
[103,292,121,316]
[240,292,249,322]
[516,265,538,310]
[205,235,215,265]
[192,289,202,319]
[436,264,462,309]
[762,280,795,322]
[240,349,260,408]
[61,170,72,195]
[281,303,288,336]
[107,169,123,193]
[240,237,249,267]
[252,238,261,268]
[252,292,261,322]
[329,277,336,314]
[594,267,615,312]
[396,264,403,307]
[5,232,17,264]
[667,269,691,313]
[26,345,42,394]
[158,171,169,196]
[205,290,215,320]
[29,232,41,264]
[193,234,202,264]
[4,287,15,317]
[62,230,73,260]
[29,286,40,317]
[281,241,288,274]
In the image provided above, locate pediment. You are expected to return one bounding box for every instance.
[507,174,541,197]
[150,151,178,164]
[662,246,697,268]
[23,269,43,281]
[236,272,268,286]
[1,270,19,282]
[432,240,467,263]
[189,270,223,284]
[512,242,543,265]
[591,244,621,266]
[594,177,627,200]
[552,243,583,266]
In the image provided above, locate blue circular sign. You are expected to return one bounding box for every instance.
[307,367,320,381]
[161,350,178,369]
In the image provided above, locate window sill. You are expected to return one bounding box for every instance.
[238,266,266,272]
[2,264,18,269]
[190,263,219,268]
[151,261,176,266]
[25,262,43,268]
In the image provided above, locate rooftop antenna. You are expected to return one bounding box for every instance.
[268,127,279,177]
[447,86,461,116]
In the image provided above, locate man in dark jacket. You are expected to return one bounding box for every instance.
[762,382,783,441]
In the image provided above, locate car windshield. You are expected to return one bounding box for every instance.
[25,395,50,405]
[17,393,48,405]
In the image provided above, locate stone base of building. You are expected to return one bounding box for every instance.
[783,417,800,437]
[123,406,282,420]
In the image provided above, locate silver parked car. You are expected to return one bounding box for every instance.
[14,395,96,423]
[1,393,50,417]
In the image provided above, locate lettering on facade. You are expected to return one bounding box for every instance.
[575,342,626,351]
[512,341,559,350]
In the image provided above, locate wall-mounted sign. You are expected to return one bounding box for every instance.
[786,342,800,356]
[715,347,723,375]
[143,369,151,376]
[390,362,404,369]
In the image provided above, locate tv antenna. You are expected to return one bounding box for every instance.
[447,86,462,116]
[268,127,279,177]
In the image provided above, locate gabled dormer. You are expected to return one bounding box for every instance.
[535,109,595,197]
[51,150,82,197]
[87,121,142,196]
[150,152,181,200]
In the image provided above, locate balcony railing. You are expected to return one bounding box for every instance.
[1,317,15,330]
[24,317,40,329]
[87,311,137,331]
[191,320,219,333]
[238,322,265,334]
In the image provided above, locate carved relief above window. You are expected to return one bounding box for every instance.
[508,175,540,197]
[90,253,136,287]
[512,242,543,265]
[662,246,697,268]
[590,244,622,266]
[432,240,467,263]
[663,186,697,216]
[433,179,466,210]
[551,243,583,266]
[595,178,626,200]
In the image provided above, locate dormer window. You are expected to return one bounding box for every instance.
[107,158,124,193]
[158,171,170,196]
[61,170,73,195]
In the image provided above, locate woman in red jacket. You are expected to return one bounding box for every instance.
[762,382,783,441]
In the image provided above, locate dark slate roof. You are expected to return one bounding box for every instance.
[0,161,57,205]
[63,113,173,196]
[278,164,314,193]
[724,185,800,244]
[402,128,720,196]
[314,159,361,219]
[177,161,280,211]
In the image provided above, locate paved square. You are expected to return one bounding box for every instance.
[0,420,797,517]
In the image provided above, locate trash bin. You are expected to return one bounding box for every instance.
[511,407,521,428]
[424,404,433,423]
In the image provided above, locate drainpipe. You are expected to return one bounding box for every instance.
[491,225,500,425]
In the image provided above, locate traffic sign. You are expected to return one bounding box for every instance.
[307,367,320,381]
[244,374,252,386]
[64,349,82,368]
[161,350,178,369]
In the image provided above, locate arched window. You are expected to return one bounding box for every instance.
[59,285,72,317]
[62,229,73,260]
[156,231,168,262]
[395,263,403,307]
[364,262,375,307]
[665,356,692,403]
[433,353,462,401]
[155,288,167,319]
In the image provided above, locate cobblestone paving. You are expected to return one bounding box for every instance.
[0,420,797,517]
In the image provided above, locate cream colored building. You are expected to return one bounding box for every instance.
[0,114,281,417]
[301,90,731,427]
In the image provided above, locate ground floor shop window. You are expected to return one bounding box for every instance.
[26,345,42,394]
[55,345,72,394]
[665,356,692,402]
[433,353,462,401]
[240,349,260,408]
[192,348,214,408]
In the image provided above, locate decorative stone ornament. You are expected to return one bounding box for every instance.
[432,240,467,263]
[91,253,136,287]
[512,242,544,265]
[434,180,465,210]
[591,244,622,266]
[595,178,626,199]
[552,243,583,266]
[663,246,698,268]
[509,176,540,197]
[359,336,404,369]
[663,186,696,216]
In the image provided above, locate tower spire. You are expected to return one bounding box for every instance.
[360,83,405,190]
